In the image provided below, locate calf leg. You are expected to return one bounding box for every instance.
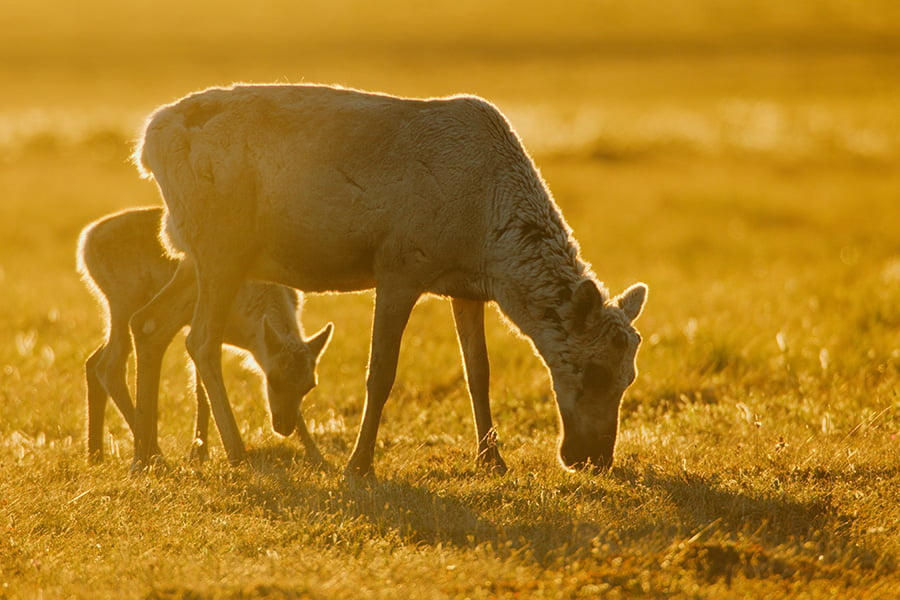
[295,407,327,468]
[85,346,111,461]
[88,315,162,460]
[451,298,507,474]
[131,262,196,469]
[189,363,211,462]
[345,286,419,479]
[98,316,138,430]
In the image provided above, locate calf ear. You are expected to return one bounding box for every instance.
[616,283,647,322]
[308,323,334,359]
[572,279,604,330]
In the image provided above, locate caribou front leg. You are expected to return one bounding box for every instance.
[451,298,507,474]
[345,285,419,480]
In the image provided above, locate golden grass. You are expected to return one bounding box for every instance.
[2,1,900,597]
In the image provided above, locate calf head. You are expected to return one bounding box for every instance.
[259,319,333,436]
[554,279,647,472]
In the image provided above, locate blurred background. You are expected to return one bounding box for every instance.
[2,0,899,165]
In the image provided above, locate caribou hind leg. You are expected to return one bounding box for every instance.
[183,258,249,466]
[130,262,197,469]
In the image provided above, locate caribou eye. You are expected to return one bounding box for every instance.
[612,330,628,350]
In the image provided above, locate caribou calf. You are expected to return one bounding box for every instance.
[77,207,332,463]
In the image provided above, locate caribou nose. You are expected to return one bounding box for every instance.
[560,437,615,472]
[559,440,587,469]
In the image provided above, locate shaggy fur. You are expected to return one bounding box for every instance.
[77,207,332,464]
[136,84,647,475]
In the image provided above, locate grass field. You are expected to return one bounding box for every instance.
[2,1,900,597]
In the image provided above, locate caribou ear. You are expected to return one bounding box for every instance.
[571,279,604,330]
[616,283,648,322]
[308,323,334,359]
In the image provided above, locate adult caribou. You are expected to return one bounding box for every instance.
[135,84,647,478]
